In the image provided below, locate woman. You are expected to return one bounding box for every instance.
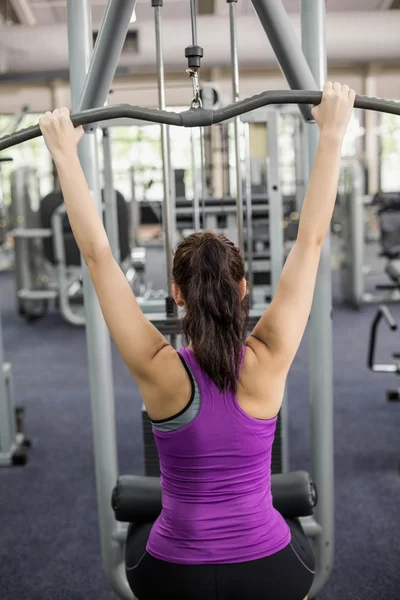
[40,81,355,600]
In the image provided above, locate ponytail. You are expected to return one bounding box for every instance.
[173,232,248,393]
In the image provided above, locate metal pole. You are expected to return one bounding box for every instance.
[0,307,13,457]
[199,129,207,228]
[191,129,201,231]
[102,128,121,263]
[66,2,132,599]
[302,1,334,596]
[266,110,289,474]
[266,113,284,296]
[244,124,254,302]
[153,1,175,312]
[349,160,365,308]
[189,0,198,46]
[293,114,306,213]
[228,0,244,254]
[250,0,317,122]
[130,166,140,245]
[78,0,137,112]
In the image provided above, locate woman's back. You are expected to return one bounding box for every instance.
[147,346,290,564]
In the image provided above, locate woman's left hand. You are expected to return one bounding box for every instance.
[39,107,84,162]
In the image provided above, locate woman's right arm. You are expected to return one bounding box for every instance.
[247,82,355,373]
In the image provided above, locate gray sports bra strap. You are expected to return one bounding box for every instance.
[151,354,202,433]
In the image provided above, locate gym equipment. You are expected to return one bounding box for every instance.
[5,0,398,597]
[112,471,317,523]
[102,128,121,264]
[10,167,136,325]
[371,193,400,300]
[339,168,400,307]
[301,4,334,594]
[0,307,30,468]
[0,157,14,272]
[367,304,400,402]
[10,167,51,322]
[0,91,399,152]
[337,159,366,308]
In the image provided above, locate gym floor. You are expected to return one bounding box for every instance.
[0,253,399,600]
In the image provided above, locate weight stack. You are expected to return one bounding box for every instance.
[142,407,284,477]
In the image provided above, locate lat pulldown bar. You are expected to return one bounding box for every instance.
[0,91,399,152]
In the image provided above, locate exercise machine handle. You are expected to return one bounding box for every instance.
[1,90,400,152]
[367,305,398,373]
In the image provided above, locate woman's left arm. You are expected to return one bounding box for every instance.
[39,108,173,383]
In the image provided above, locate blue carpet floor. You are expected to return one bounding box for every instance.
[0,268,399,600]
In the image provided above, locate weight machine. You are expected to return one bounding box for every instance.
[0,157,14,272]
[2,0,400,598]
[9,140,144,325]
[339,168,400,308]
[0,307,30,467]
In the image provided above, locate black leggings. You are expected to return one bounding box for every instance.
[125,519,315,600]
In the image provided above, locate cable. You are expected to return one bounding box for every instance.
[189,0,198,46]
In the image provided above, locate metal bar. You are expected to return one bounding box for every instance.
[0,307,13,457]
[301,1,334,597]
[9,0,37,25]
[10,169,34,310]
[190,129,201,231]
[2,92,400,151]
[243,124,254,301]
[66,2,132,599]
[348,161,365,308]
[228,0,244,254]
[265,114,284,296]
[78,0,137,111]
[129,167,140,245]
[102,128,121,263]
[154,4,175,312]
[293,114,306,213]
[189,0,198,46]
[251,0,317,121]
[199,129,207,229]
[265,110,289,473]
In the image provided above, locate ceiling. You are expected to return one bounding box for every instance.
[0,0,396,26]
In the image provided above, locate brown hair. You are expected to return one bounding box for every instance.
[172,231,249,393]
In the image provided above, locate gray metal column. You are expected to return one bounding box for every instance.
[266,110,289,473]
[67,2,132,599]
[266,112,284,295]
[102,128,120,263]
[293,114,307,213]
[129,166,140,245]
[0,308,13,457]
[349,161,365,308]
[228,0,244,254]
[302,1,334,596]
[244,124,253,299]
[251,0,317,121]
[154,2,175,305]
[190,129,201,231]
[78,0,137,112]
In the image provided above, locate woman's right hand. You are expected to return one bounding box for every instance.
[311,81,356,141]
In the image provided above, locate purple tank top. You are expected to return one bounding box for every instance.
[146,346,291,564]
